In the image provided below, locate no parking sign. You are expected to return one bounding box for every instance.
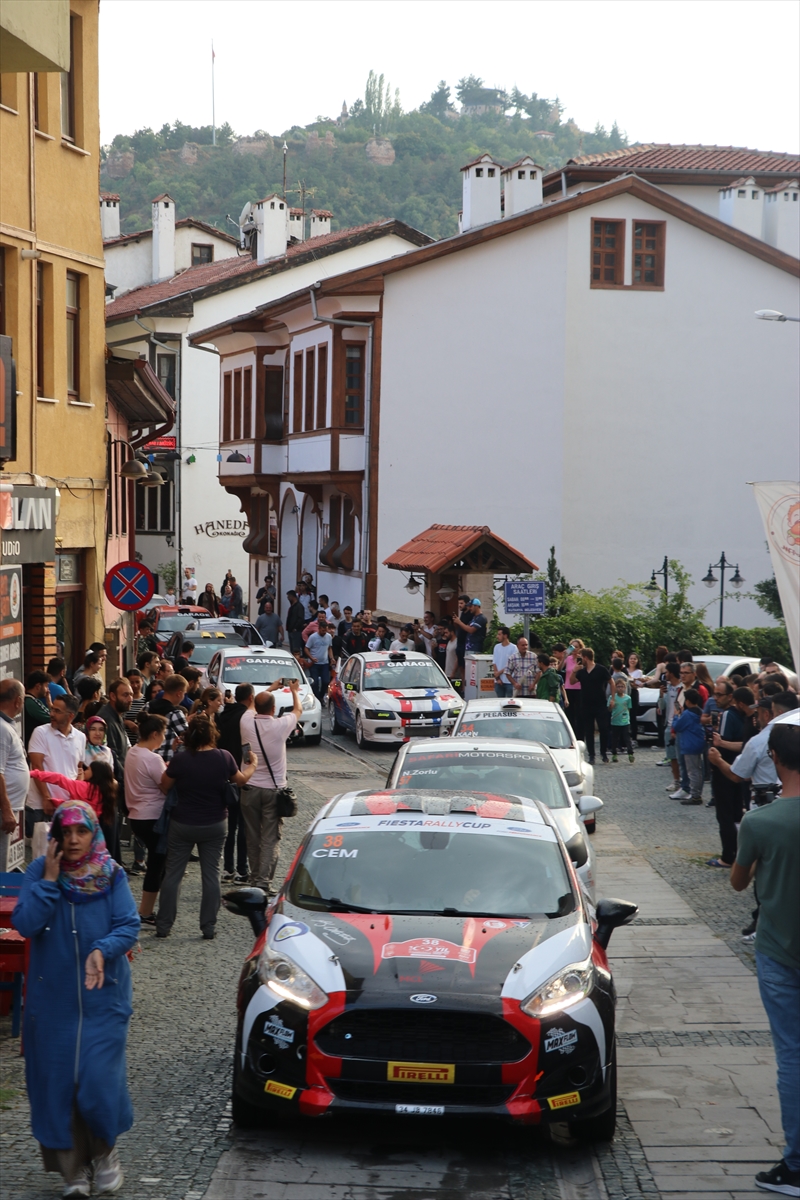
[104,561,155,611]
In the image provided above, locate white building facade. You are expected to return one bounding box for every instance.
[196,145,799,627]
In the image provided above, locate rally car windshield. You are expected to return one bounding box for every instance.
[396,750,570,809]
[221,656,305,684]
[184,635,248,665]
[289,829,574,917]
[155,614,206,632]
[456,712,573,748]
[363,660,450,691]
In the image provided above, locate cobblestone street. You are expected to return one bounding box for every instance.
[0,739,780,1200]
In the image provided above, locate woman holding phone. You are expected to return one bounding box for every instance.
[12,800,140,1197]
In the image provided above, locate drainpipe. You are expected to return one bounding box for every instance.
[309,285,374,611]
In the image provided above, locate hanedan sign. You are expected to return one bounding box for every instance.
[0,486,57,563]
[194,518,248,539]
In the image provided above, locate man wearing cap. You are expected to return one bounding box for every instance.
[454,599,488,656]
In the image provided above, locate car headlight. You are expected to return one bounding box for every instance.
[363,709,396,720]
[563,770,582,788]
[521,956,594,1018]
[257,946,328,1010]
[302,692,316,710]
[447,708,462,718]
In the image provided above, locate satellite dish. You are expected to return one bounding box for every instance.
[238,200,253,226]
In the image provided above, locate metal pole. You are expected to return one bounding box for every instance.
[211,42,216,145]
[662,556,669,598]
[523,614,530,643]
[719,552,725,629]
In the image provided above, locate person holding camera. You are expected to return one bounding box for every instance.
[239,681,303,892]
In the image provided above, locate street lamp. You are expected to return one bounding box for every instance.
[404,574,422,595]
[703,552,744,628]
[755,310,800,323]
[645,555,670,596]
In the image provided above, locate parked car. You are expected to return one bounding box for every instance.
[224,788,635,1136]
[206,646,322,744]
[384,737,602,893]
[145,605,217,652]
[162,622,264,681]
[449,697,597,830]
[329,651,462,747]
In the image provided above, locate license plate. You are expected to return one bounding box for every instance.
[396,1104,445,1115]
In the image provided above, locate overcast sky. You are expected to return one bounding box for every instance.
[99,0,800,152]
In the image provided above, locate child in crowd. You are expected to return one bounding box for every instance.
[535,654,563,703]
[609,677,635,762]
[670,687,705,804]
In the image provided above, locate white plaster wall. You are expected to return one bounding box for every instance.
[316,568,362,614]
[655,184,725,218]
[174,229,238,273]
[104,237,152,297]
[560,191,800,625]
[376,218,569,617]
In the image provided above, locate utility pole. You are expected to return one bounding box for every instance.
[282,141,288,198]
[211,42,216,145]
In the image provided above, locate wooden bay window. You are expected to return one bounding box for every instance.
[591,219,624,287]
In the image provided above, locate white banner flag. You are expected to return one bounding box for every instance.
[751,481,800,673]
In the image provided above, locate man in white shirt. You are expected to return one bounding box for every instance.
[306,619,335,702]
[239,680,303,891]
[492,626,515,698]
[390,626,416,654]
[421,612,437,657]
[325,600,342,626]
[182,568,198,603]
[0,681,29,864]
[27,694,87,822]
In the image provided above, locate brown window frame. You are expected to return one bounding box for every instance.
[591,219,625,287]
[36,262,46,396]
[292,352,303,432]
[242,366,252,439]
[344,344,364,428]
[60,16,76,141]
[258,363,284,441]
[316,343,328,428]
[631,220,666,288]
[191,242,214,267]
[222,372,232,441]
[232,368,242,440]
[304,348,315,431]
[66,271,80,398]
[156,352,175,399]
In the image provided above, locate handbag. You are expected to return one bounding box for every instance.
[253,723,298,818]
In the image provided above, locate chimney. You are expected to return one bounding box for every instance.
[309,209,332,238]
[460,154,502,232]
[151,193,176,282]
[253,194,288,262]
[288,207,305,243]
[501,158,543,218]
[762,180,800,258]
[718,177,764,241]
[100,192,120,240]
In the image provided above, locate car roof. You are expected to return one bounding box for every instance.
[462,697,568,715]
[319,788,552,826]
[403,737,554,756]
[355,651,433,663]
[214,645,295,658]
[150,605,211,616]
[692,655,757,665]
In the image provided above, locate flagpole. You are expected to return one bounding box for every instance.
[211,41,216,146]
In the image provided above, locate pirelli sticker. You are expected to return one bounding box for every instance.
[547,1090,581,1110]
[265,1079,297,1100]
[388,1061,455,1084]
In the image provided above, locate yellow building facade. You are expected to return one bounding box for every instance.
[0,0,107,670]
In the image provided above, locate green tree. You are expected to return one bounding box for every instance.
[422,80,452,120]
[544,545,572,616]
[750,576,784,622]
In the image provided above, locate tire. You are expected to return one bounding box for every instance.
[231,1036,267,1129]
[355,713,368,748]
[305,734,322,746]
[585,820,596,835]
[572,1042,617,1142]
[329,704,344,735]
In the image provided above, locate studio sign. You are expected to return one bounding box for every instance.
[0,486,56,563]
[194,519,249,539]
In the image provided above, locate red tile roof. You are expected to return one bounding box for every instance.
[311,209,333,218]
[383,524,537,574]
[765,179,799,194]
[105,219,430,323]
[152,193,174,203]
[104,217,238,249]
[461,154,503,171]
[565,143,799,175]
[100,191,120,201]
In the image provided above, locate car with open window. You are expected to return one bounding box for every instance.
[224,788,636,1138]
[328,651,462,746]
[385,738,601,892]
[450,697,597,830]
[206,646,322,744]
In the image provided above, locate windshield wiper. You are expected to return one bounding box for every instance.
[296,894,378,913]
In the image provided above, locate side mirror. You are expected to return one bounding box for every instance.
[594,897,638,949]
[223,886,268,936]
[578,795,603,817]
[564,831,589,868]
[576,740,588,760]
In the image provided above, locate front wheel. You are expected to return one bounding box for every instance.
[231,1036,268,1129]
[329,704,344,734]
[571,1044,616,1142]
[355,713,368,748]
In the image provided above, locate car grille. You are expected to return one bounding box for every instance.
[327,1079,515,1107]
[315,1009,531,1063]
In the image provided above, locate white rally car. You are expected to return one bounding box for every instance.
[207,646,322,745]
[329,651,463,747]
[450,697,597,830]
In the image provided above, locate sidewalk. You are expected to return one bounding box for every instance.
[599,818,782,1199]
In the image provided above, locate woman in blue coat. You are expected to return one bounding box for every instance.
[13,799,140,1198]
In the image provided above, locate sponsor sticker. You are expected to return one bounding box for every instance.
[313,919,356,946]
[383,938,476,965]
[265,1080,297,1100]
[274,922,309,942]
[544,1028,578,1055]
[547,1091,581,1110]
[314,814,555,842]
[396,1104,445,1115]
[264,1016,295,1047]
[388,1061,455,1084]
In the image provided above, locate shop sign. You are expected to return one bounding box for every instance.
[0,486,57,563]
[193,518,249,539]
[143,435,177,452]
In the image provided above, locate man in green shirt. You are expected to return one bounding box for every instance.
[534,654,562,703]
[731,721,799,1197]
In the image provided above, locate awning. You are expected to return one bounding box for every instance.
[105,358,175,446]
[383,524,537,575]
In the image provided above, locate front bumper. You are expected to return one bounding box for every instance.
[362,714,457,742]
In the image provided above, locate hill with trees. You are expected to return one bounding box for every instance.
[102,73,628,241]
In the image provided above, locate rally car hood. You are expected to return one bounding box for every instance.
[275,904,584,1005]
[363,688,459,709]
